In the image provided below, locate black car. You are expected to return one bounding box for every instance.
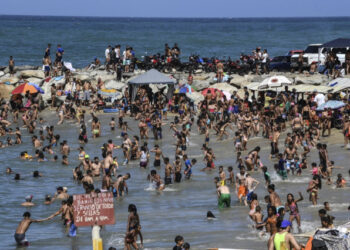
[269,56,291,72]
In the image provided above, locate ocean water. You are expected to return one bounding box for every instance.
[0,16,350,68]
[1,111,350,250]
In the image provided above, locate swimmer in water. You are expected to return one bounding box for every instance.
[216,182,231,208]
[252,205,265,232]
[218,166,226,186]
[14,212,48,246]
[21,195,35,207]
[110,117,116,131]
[147,170,165,191]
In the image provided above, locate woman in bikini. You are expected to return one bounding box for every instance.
[307,175,321,205]
[245,146,260,171]
[285,192,303,232]
[243,112,252,137]
[252,110,260,136]
[248,193,259,219]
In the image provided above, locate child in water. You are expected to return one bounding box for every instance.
[237,179,248,206]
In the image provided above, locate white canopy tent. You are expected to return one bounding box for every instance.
[128,69,177,101]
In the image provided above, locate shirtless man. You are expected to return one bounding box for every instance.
[32,135,42,148]
[268,184,283,211]
[82,170,94,185]
[151,144,163,168]
[103,151,115,175]
[14,212,47,246]
[218,166,226,186]
[245,174,259,202]
[61,140,70,156]
[114,173,131,197]
[217,183,231,208]
[101,171,112,192]
[91,157,102,177]
[164,157,174,185]
[270,126,280,158]
[55,186,69,200]
[82,155,92,171]
[284,143,298,174]
[236,167,247,184]
[21,195,35,207]
[252,205,264,231]
[173,157,182,183]
[148,170,165,191]
[46,197,74,233]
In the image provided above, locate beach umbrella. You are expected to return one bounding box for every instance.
[316,100,346,111]
[98,89,121,97]
[28,82,44,93]
[12,82,44,95]
[259,75,292,89]
[201,88,224,98]
[178,84,193,94]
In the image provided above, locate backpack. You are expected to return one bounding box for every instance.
[312,239,328,250]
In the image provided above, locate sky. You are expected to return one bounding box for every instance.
[1,0,350,18]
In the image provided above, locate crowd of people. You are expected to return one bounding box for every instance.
[2,43,350,249]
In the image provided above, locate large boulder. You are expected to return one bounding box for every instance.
[0,75,20,85]
[0,83,15,99]
[41,81,52,102]
[0,71,4,77]
[16,65,39,71]
[104,80,126,90]
[192,80,210,91]
[186,91,204,104]
[210,82,237,94]
[294,75,327,85]
[26,77,43,85]
[73,73,91,81]
[21,70,45,79]
[92,72,116,82]
[230,75,246,88]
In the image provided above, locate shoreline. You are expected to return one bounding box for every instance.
[1,64,348,102]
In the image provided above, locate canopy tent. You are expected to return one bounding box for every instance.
[319,38,350,63]
[258,75,292,89]
[321,38,350,48]
[247,82,333,94]
[327,78,350,93]
[128,69,177,100]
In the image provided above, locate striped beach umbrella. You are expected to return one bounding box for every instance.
[11,82,44,95]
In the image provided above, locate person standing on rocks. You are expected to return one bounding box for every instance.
[55,44,64,68]
[216,60,224,83]
[9,56,15,76]
[44,43,51,64]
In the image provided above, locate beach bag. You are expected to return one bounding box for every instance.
[311,239,327,250]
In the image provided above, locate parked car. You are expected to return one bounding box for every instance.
[287,50,304,56]
[269,55,291,72]
[290,44,327,71]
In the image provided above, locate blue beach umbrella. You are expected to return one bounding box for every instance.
[316,100,345,111]
[28,82,44,94]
